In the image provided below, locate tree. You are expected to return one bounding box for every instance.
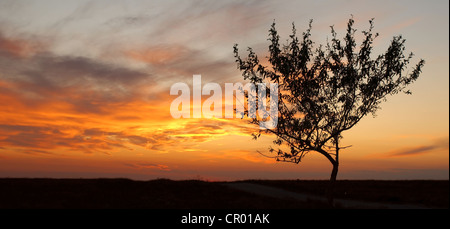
[233,18,425,206]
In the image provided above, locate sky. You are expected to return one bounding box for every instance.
[0,0,448,180]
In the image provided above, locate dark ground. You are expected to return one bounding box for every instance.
[0,178,447,209]
[245,179,449,208]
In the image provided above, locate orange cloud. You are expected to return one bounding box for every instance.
[125,45,189,65]
[123,162,171,171]
[0,32,41,58]
[379,137,449,158]
[387,145,437,157]
[0,71,262,158]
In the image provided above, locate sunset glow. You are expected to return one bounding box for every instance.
[0,0,448,180]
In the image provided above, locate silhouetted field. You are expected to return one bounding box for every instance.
[0,178,447,209]
[0,178,328,209]
[246,179,449,208]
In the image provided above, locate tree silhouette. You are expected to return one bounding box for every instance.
[233,18,425,206]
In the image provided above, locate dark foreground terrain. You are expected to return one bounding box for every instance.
[0,178,447,209]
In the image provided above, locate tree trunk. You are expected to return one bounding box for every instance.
[327,136,340,207]
[327,161,339,207]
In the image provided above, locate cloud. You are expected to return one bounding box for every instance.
[0,33,157,115]
[1,78,234,155]
[112,0,274,84]
[384,137,449,158]
[125,44,188,66]
[123,162,170,171]
[124,43,236,86]
[0,31,42,58]
[388,145,437,157]
[0,27,183,157]
[0,119,256,156]
[122,0,272,42]
[383,16,422,35]
[0,1,372,161]
[15,53,153,101]
[0,0,275,125]
[126,135,150,146]
[21,149,52,155]
[0,124,154,154]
